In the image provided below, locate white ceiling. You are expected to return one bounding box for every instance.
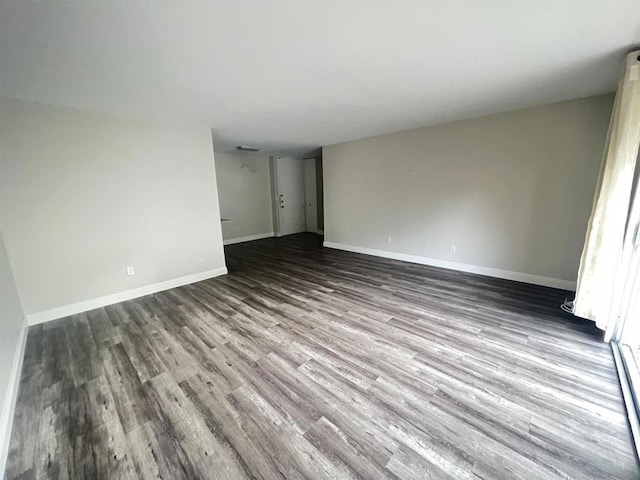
[1,1,639,157]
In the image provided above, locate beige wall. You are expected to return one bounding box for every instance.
[316,157,324,231]
[0,227,24,473]
[214,152,273,241]
[323,94,614,286]
[0,229,23,362]
[0,98,226,316]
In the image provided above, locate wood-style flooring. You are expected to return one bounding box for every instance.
[5,233,638,479]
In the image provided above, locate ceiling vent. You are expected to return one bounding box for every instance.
[235,145,260,152]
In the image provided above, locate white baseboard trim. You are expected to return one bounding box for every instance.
[224,232,274,245]
[26,267,228,326]
[323,241,576,290]
[0,317,28,477]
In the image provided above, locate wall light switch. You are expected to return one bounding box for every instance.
[126,266,135,275]
[450,245,456,254]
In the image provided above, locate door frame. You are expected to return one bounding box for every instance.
[269,156,305,237]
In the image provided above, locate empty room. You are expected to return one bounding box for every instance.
[2,1,640,479]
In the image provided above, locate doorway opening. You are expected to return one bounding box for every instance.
[270,155,324,237]
[215,151,324,264]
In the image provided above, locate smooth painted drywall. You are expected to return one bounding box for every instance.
[3,2,638,157]
[316,157,324,231]
[323,94,614,284]
[0,226,23,395]
[0,229,23,370]
[214,153,273,241]
[0,98,226,316]
[0,226,25,475]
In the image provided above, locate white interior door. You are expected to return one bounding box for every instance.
[303,158,317,233]
[275,156,305,236]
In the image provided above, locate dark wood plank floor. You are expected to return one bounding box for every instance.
[5,233,638,479]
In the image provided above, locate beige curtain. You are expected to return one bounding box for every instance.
[574,50,640,330]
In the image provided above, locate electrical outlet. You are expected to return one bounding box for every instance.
[450,245,456,254]
[126,266,135,275]
[198,257,205,262]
